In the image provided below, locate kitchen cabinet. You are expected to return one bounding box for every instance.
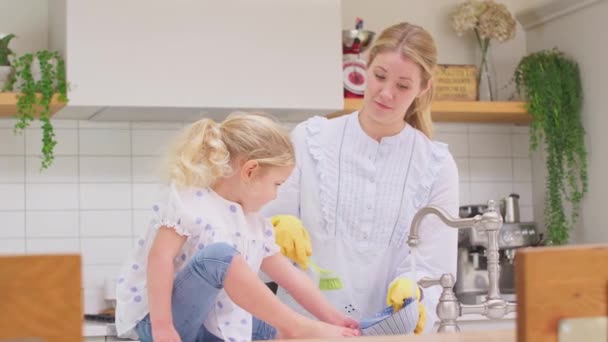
[45,0,343,121]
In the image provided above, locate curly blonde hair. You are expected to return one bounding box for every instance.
[165,112,294,188]
[367,22,438,138]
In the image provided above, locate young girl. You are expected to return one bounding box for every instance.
[115,113,360,341]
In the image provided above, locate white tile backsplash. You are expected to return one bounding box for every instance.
[469,133,512,157]
[25,128,79,156]
[80,211,132,237]
[133,156,163,182]
[0,212,25,238]
[26,237,80,254]
[0,119,17,128]
[79,129,131,155]
[131,129,179,156]
[511,134,531,157]
[81,237,133,265]
[26,156,78,183]
[0,156,25,182]
[80,157,131,183]
[26,211,79,237]
[513,158,532,182]
[469,158,513,182]
[80,183,132,209]
[0,238,26,254]
[0,129,25,155]
[0,184,25,210]
[0,118,536,315]
[25,183,79,210]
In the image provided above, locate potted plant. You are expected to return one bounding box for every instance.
[0,33,16,90]
[450,0,517,101]
[7,50,68,169]
[514,48,588,245]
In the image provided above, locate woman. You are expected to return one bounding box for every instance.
[262,22,458,334]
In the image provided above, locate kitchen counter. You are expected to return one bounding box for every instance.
[82,314,516,338]
[84,321,115,337]
[276,330,514,341]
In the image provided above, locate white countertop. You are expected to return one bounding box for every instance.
[84,321,116,337]
[83,313,516,337]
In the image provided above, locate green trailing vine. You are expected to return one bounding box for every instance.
[8,50,68,170]
[514,48,587,245]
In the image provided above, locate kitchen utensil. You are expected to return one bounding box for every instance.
[309,259,343,290]
[501,193,520,223]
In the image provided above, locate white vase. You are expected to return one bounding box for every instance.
[0,65,12,91]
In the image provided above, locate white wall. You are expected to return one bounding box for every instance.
[525,0,608,243]
[0,0,48,54]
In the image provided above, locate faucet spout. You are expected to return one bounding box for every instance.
[408,200,510,332]
[407,206,481,248]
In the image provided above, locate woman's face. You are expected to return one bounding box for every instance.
[362,50,429,127]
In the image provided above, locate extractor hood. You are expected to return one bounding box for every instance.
[49,0,343,122]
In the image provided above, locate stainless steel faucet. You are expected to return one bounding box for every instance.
[407,200,516,332]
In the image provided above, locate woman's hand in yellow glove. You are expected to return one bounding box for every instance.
[270,215,313,270]
[386,277,427,334]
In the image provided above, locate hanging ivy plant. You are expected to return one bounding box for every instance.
[514,48,587,245]
[8,50,68,170]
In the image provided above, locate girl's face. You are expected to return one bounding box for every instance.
[361,50,430,128]
[240,163,294,213]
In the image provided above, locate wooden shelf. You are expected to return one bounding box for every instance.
[328,98,531,124]
[0,92,67,119]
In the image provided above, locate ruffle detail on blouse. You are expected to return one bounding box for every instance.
[304,115,341,234]
[152,219,192,237]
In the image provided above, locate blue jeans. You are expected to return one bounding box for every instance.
[135,242,277,341]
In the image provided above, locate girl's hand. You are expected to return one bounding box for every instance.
[340,315,360,330]
[328,312,360,330]
[152,324,182,342]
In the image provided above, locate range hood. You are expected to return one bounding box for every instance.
[49,0,343,122]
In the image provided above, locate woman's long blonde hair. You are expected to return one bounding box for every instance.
[165,112,294,188]
[367,22,438,138]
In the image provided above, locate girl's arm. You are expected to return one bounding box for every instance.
[147,227,187,333]
[260,253,357,328]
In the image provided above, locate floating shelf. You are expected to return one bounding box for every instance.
[0,92,67,119]
[327,98,531,124]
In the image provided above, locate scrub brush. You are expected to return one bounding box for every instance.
[309,259,343,290]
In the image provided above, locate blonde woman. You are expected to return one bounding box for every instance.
[115,113,360,341]
[264,22,459,334]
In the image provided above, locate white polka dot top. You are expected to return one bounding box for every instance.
[115,183,280,341]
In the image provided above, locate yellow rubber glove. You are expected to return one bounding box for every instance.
[386,277,427,334]
[270,215,312,270]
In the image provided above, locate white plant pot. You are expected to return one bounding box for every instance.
[0,65,12,91]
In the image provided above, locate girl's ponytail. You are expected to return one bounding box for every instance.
[166,119,231,188]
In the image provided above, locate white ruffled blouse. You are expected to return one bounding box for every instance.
[262,112,459,333]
